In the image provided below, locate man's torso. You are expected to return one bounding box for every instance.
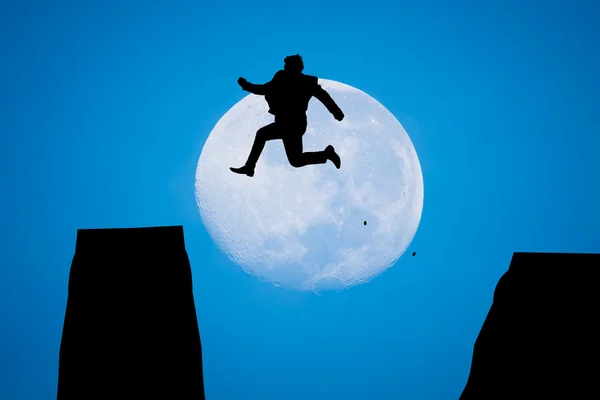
[265,71,318,119]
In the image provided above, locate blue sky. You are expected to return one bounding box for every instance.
[1,0,599,398]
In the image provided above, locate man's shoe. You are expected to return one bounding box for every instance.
[325,145,341,169]
[229,165,255,177]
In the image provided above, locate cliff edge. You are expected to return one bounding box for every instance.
[57,226,205,399]
[460,252,599,399]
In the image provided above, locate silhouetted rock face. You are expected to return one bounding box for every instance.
[57,226,205,399]
[460,252,600,400]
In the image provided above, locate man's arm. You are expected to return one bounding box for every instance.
[238,71,282,95]
[313,85,344,121]
[238,78,269,95]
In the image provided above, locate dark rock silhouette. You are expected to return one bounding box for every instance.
[460,252,600,400]
[230,54,344,177]
[57,226,205,399]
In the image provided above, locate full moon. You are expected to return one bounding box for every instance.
[195,79,424,292]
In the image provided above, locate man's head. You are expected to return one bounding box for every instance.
[284,54,304,73]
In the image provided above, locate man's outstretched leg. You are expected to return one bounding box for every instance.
[283,135,341,169]
[230,123,282,177]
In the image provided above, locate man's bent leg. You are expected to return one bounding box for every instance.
[230,123,282,176]
[282,134,328,167]
[245,123,282,168]
[278,118,341,169]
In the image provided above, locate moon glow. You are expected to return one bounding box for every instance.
[195,79,424,292]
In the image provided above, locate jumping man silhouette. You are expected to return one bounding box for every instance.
[230,54,344,177]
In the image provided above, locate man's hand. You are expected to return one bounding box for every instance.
[237,77,248,89]
[333,110,345,121]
